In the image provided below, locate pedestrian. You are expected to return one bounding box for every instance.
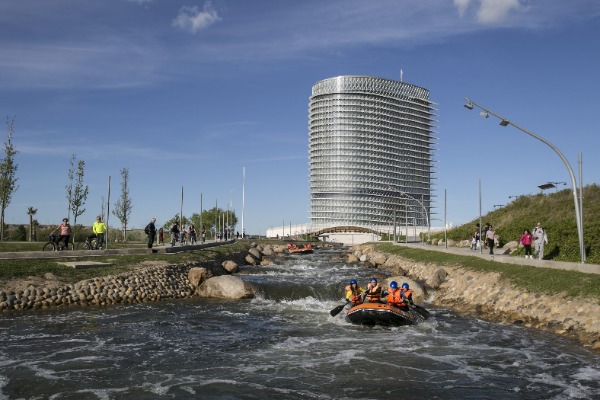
[158,227,164,245]
[145,218,157,249]
[486,224,496,255]
[532,223,548,260]
[92,215,106,249]
[481,222,491,247]
[520,228,534,258]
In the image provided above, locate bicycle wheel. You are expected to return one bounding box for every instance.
[66,242,74,251]
[43,242,55,251]
[81,241,90,250]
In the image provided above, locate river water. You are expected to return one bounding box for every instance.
[0,248,599,399]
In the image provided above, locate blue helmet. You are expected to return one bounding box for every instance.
[369,277,377,283]
[402,283,409,290]
[389,281,398,289]
[350,279,357,285]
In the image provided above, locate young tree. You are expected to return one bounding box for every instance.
[70,157,89,234]
[0,118,19,242]
[65,154,75,220]
[112,167,132,241]
[27,206,37,242]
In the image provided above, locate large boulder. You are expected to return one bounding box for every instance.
[188,267,210,288]
[245,254,257,265]
[248,248,262,261]
[369,251,388,266]
[196,276,257,299]
[426,268,448,289]
[222,260,239,274]
[261,245,274,256]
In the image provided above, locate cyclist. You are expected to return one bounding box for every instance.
[51,218,71,250]
[170,223,180,246]
[90,215,107,249]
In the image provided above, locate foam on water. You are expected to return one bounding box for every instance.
[0,248,598,399]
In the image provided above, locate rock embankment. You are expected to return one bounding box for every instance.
[0,243,289,312]
[349,244,600,352]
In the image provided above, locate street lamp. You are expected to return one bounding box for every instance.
[464,97,585,263]
[493,204,505,208]
[385,185,430,243]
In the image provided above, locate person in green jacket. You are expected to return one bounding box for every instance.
[92,215,107,249]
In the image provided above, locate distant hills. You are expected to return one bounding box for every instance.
[430,184,600,264]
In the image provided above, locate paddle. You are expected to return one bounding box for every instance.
[330,301,350,317]
[409,303,430,319]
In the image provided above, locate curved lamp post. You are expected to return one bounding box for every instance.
[464,98,585,263]
[385,186,430,243]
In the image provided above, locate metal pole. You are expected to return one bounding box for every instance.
[465,98,585,263]
[200,193,203,242]
[444,189,448,249]
[106,176,111,250]
[242,167,245,238]
[479,179,482,254]
[179,186,183,231]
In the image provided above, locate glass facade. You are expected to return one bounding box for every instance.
[309,75,436,231]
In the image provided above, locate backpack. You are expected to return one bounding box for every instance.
[144,224,150,234]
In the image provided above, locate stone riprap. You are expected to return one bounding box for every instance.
[349,244,600,351]
[0,244,285,312]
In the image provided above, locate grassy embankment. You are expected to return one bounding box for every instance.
[429,184,600,264]
[374,242,600,303]
[0,241,252,286]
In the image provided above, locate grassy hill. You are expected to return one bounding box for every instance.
[430,184,600,264]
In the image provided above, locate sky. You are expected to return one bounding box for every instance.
[1,0,600,235]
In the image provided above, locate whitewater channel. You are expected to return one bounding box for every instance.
[0,247,598,399]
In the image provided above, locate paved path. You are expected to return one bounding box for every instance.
[393,242,599,275]
[0,240,235,260]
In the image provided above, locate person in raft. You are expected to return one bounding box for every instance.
[399,283,414,306]
[345,279,364,306]
[364,277,382,303]
[381,281,409,311]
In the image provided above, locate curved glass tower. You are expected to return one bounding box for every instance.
[309,75,436,231]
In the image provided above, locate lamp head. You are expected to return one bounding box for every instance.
[499,119,509,126]
[480,111,489,119]
[464,103,474,110]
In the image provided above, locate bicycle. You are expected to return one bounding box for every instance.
[81,236,99,250]
[42,234,74,251]
[171,232,180,247]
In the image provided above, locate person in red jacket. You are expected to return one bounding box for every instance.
[520,229,534,259]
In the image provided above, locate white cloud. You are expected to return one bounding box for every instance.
[172,2,221,34]
[454,0,524,24]
[454,0,473,17]
[477,0,522,24]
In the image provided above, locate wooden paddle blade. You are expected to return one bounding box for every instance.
[330,304,346,317]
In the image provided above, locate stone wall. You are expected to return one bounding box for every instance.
[350,244,600,352]
[0,246,267,312]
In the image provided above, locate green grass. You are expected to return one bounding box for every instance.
[429,184,600,264]
[375,243,600,303]
[0,242,251,285]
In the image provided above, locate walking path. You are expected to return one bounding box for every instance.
[0,240,235,260]
[393,242,599,275]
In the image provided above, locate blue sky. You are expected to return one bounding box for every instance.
[2,0,600,235]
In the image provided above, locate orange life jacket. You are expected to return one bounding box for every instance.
[346,287,364,304]
[401,289,413,302]
[365,285,382,302]
[387,289,407,307]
